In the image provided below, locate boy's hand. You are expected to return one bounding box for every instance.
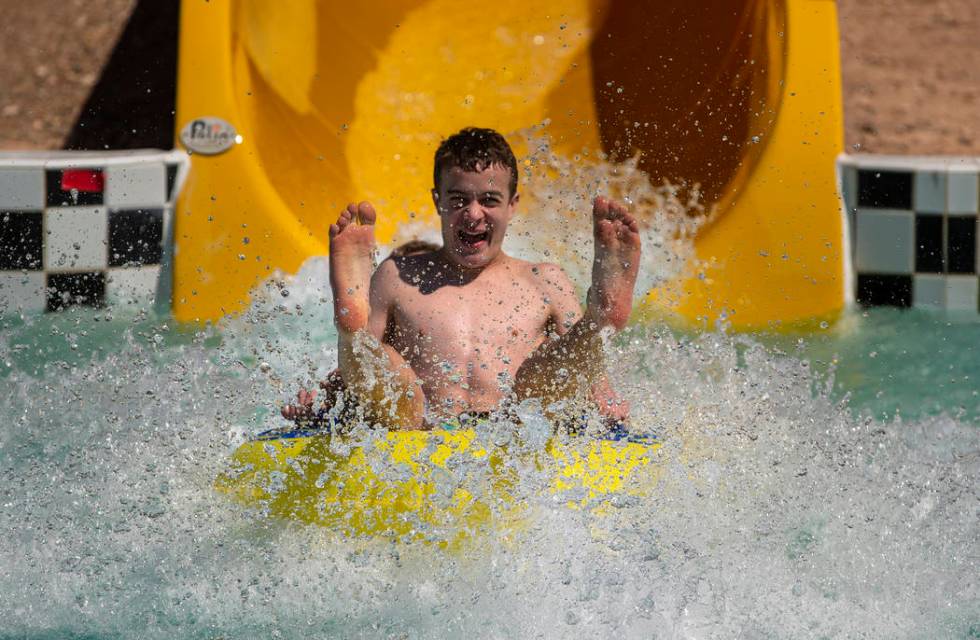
[281,370,347,423]
[591,376,630,423]
[281,388,316,422]
[318,369,346,397]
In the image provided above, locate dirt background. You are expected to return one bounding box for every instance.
[0,0,976,155]
[0,0,136,150]
[838,0,978,155]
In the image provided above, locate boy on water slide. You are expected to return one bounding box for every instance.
[282,127,641,430]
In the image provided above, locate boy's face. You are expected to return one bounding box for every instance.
[432,164,518,270]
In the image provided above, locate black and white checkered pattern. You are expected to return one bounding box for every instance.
[840,155,980,313]
[0,151,187,314]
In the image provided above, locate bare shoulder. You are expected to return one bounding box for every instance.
[513,259,582,326]
[368,254,402,304]
[371,250,439,297]
[370,254,400,287]
[505,258,579,305]
[521,260,577,295]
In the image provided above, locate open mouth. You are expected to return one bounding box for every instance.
[457,228,489,248]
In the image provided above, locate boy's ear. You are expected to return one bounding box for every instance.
[505,192,519,221]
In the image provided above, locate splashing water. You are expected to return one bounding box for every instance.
[1,145,978,638]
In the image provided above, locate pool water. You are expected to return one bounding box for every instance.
[1,252,977,638]
[759,307,980,424]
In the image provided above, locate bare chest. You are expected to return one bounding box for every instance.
[393,282,549,352]
[389,281,549,397]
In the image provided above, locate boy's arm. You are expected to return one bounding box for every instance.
[365,260,395,341]
[516,264,629,421]
[282,262,393,423]
[335,259,426,429]
[535,263,584,336]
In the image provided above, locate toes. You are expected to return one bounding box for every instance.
[608,200,628,221]
[335,205,355,230]
[594,196,631,225]
[357,201,377,226]
[620,214,642,245]
[343,203,358,223]
[593,196,610,222]
[333,203,366,237]
[596,218,619,245]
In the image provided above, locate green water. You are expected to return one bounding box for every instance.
[762,307,980,424]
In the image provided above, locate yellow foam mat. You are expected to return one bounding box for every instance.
[214,429,663,546]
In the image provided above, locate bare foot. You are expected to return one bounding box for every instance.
[329,202,377,333]
[587,196,641,331]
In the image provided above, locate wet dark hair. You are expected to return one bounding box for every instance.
[433,127,518,198]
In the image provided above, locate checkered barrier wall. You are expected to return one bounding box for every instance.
[0,151,188,314]
[839,154,980,313]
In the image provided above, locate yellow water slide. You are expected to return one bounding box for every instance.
[174,0,844,329]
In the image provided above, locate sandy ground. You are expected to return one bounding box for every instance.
[0,0,135,150]
[0,0,976,155]
[838,0,978,155]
